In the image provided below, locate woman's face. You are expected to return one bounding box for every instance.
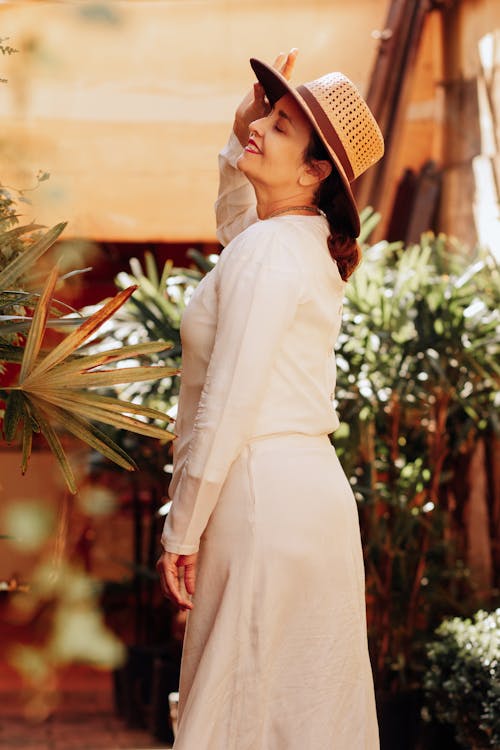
[237,93,314,193]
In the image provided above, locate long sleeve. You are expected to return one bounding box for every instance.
[161,228,304,554]
[166,384,193,505]
[214,132,258,247]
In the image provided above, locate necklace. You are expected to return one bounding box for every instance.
[264,205,321,219]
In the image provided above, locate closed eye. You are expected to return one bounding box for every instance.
[267,107,287,133]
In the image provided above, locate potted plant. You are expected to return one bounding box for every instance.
[423,609,500,749]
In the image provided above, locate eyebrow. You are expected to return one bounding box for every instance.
[276,109,295,128]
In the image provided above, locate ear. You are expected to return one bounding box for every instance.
[298,158,332,187]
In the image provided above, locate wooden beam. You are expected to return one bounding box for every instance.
[354,0,433,218]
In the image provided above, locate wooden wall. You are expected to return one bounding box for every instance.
[0,0,388,242]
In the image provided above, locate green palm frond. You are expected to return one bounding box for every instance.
[2,268,179,493]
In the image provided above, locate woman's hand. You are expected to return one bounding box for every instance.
[157,551,198,611]
[233,48,299,147]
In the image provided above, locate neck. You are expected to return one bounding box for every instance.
[263,204,321,220]
[253,186,317,220]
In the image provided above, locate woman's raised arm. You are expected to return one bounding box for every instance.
[214,50,298,246]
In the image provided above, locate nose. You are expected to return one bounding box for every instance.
[249,115,266,136]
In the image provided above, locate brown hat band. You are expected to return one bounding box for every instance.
[296,84,355,183]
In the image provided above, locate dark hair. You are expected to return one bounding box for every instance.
[304,131,361,281]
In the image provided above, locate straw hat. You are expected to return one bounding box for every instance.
[249,58,384,238]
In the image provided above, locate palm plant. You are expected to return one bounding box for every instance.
[81,249,213,415]
[0,223,179,493]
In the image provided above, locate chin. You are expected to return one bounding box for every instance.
[236,152,249,173]
[236,152,263,191]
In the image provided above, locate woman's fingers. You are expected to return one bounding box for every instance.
[183,558,197,596]
[272,51,286,70]
[157,553,193,610]
[280,48,298,80]
[271,48,298,80]
[253,81,266,103]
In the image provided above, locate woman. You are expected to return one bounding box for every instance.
[157,49,384,749]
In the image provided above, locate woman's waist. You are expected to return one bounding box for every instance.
[245,430,332,448]
[251,405,339,438]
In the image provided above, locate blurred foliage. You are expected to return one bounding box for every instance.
[4,498,55,552]
[9,558,126,718]
[334,227,500,692]
[0,172,66,351]
[3,494,125,718]
[1,265,177,493]
[79,248,216,486]
[82,249,211,418]
[423,609,500,748]
[0,36,17,83]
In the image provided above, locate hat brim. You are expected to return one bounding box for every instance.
[249,57,361,237]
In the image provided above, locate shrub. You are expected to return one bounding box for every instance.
[423,609,500,748]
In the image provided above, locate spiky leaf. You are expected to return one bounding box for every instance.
[0,222,67,288]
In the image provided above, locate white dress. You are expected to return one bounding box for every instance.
[161,133,380,749]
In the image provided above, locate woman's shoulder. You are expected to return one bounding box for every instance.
[219,217,309,273]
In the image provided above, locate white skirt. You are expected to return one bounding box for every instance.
[173,433,379,750]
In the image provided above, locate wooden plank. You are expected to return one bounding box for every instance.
[404,160,441,244]
[474,31,500,257]
[354,0,432,217]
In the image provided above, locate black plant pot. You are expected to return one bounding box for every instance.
[377,689,422,750]
[376,690,462,750]
[415,720,462,750]
[148,654,182,743]
[113,642,181,741]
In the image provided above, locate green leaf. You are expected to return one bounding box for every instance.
[0,222,43,243]
[0,316,91,335]
[125,294,167,331]
[359,208,381,245]
[185,248,215,274]
[144,251,159,288]
[22,285,137,381]
[19,266,59,381]
[21,412,33,474]
[39,341,174,380]
[0,291,33,309]
[3,390,25,442]
[35,399,136,472]
[28,398,77,494]
[159,259,174,290]
[0,222,67,289]
[37,388,174,423]
[0,344,24,364]
[39,391,172,440]
[35,365,176,390]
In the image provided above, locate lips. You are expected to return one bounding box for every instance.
[245,137,262,154]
